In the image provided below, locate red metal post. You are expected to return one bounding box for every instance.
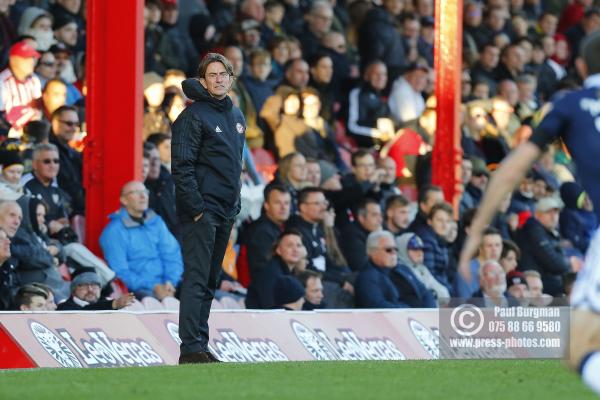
[84,0,144,254]
[432,0,463,211]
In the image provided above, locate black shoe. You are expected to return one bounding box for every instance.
[179,352,211,365]
[204,351,222,363]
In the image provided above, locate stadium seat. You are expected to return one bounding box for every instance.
[219,296,244,310]
[123,300,144,311]
[211,299,224,309]
[162,296,180,311]
[141,297,165,311]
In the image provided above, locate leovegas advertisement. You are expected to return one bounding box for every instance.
[0,310,441,368]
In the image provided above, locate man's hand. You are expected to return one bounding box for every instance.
[193,212,204,222]
[342,281,354,296]
[153,284,172,300]
[164,281,176,296]
[47,244,60,256]
[220,280,235,292]
[112,293,135,309]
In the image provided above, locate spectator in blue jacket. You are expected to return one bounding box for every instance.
[100,181,183,300]
[560,181,598,254]
[356,230,404,308]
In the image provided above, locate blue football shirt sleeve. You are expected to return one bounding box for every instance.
[529,97,570,149]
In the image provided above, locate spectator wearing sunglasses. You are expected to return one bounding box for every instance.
[355,230,405,308]
[48,105,83,216]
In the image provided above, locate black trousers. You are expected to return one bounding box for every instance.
[178,211,233,355]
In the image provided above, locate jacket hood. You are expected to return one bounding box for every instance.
[110,207,157,228]
[396,232,417,268]
[18,7,50,35]
[182,78,233,112]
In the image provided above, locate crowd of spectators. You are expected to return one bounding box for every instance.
[1,0,598,311]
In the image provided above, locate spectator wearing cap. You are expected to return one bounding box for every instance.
[17,7,56,51]
[99,181,183,300]
[340,198,383,272]
[246,229,305,309]
[396,232,449,304]
[0,150,24,194]
[57,268,135,311]
[560,181,598,254]
[273,275,305,310]
[0,40,42,135]
[515,196,572,296]
[506,270,530,306]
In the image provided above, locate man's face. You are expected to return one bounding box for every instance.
[43,81,67,114]
[74,283,101,303]
[499,81,519,106]
[224,47,244,77]
[200,61,232,100]
[504,46,524,72]
[0,203,22,238]
[406,69,429,93]
[33,150,60,181]
[36,52,57,80]
[539,14,557,35]
[369,235,398,268]
[58,0,81,14]
[286,60,310,89]
[408,248,424,264]
[10,55,37,78]
[421,190,444,214]
[51,110,79,142]
[388,205,410,230]
[264,190,291,224]
[45,292,56,311]
[359,203,383,232]
[508,283,529,300]
[352,154,375,182]
[481,46,500,69]
[142,157,150,181]
[22,295,47,311]
[305,276,324,305]
[307,6,333,36]
[379,157,396,184]
[428,210,451,237]
[120,182,149,215]
[162,6,179,25]
[300,192,328,223]
[403,19,420,39]
[366,63,387,91]
[383,0,404,15]
[470,172,488,191]
[480,234,503,261]
[0,229,11,261]
[311,57,333,84]
[250,57,272,81]
[526,276,543,298]
[276,234,304,265]
[305,162,321,187]
[461,159,473,184]
[54,22,78,47]
[532,179,547,199]
[147,148,161,180]
[480,262,506,296]
[536,208,560,230]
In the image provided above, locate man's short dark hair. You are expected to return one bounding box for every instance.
[272,228,303,255]
[580,30,600,75]
[501,239,521,260]
[418,184,443,205]
[356,197,379,217]
[297,187,324,205]
[483,226,501,237]
[143,141,157,155]
[428,202,453,220]
[385,194,409,212]
[15,284,48,309]
[460,208,477,228]
[264,183,290,203]
[146,133,170,147]
[42,78,66,93]
[50,105,77,121]
[197,52,234,79]
[351,148,372,167]
[297,269,323,287]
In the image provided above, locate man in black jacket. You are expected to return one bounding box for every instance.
[340,198,383,271]
[172,53,245,364]
[515,196,572,296]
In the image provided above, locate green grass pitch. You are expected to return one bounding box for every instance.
[0,360,595,400]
